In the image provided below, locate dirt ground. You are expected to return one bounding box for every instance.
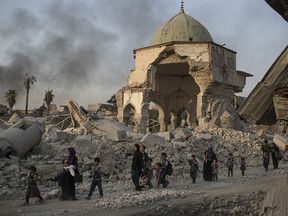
[1,163,287,216]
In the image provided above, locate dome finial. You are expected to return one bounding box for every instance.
[180,0,184,12]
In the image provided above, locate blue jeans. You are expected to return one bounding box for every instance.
[159,170,168,187]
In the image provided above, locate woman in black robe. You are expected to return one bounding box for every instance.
[203,147,217,181]
[59,147,78,200]
[131,144,143,191]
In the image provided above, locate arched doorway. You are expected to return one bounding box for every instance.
[146,102,165,133]
[153,61,201,129]
[123,103,137,131]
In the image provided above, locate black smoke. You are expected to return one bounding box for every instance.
[0,0,174,108]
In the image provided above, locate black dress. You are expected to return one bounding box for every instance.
[203,153,217,181]
[59,156,77,200]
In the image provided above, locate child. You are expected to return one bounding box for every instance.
[146,158,154,189]
[85,157,103,200]
[226,152,234,177]
[154,162,161,187]
[63,158,75,176]
[240,157,246,176]
[211,159,219,181]
[189,155,199,183]
[22,165,44,206]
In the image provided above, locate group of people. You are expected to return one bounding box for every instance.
[22,147,103,205]
[131,144,171,191]
[261,139,282,171]
[187,147,247,185]
[23,140,281,205]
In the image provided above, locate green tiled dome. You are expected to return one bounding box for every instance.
[150,8,213,46]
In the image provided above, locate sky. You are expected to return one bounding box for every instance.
[0,0,287,110]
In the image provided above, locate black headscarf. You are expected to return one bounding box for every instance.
[67,147,76,165]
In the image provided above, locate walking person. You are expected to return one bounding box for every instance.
[85,157,103,200]
[261,140,270,171]
[59,147,78,200]
[204,147,217,181]
[140,145,149,174]
[131,144,144,191]
[240,157,246,176]
[226,152,234,177]
[211,159,219,181]
[21,165,44,206]
[146,158,154,189]
[159,152,170,188]
[154,162,161,187]
[189,154,199,183]
[269,140,280,169]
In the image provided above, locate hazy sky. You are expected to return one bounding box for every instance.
[0,0,287,110]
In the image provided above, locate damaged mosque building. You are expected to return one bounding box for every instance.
[116,2,252,134]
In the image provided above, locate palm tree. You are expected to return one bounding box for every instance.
[44,89,54,116]
[5,89,17,115]
[24,73,37,116]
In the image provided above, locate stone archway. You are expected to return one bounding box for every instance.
[146,101,166,133]
[123,103,137,131]
[152,60,201,129]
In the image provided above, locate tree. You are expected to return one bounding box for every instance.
[24,73,37,116]
[44,89,54,116]
[5,89,17,114]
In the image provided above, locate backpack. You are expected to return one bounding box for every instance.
[166,161,173,176]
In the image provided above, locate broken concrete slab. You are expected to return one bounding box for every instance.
[157,131,172,141]
[8,113,20,124]
[0,119,44,158]
[172,127,193,140]
[259,173,288,215]
[140,132,169,147]
[92,119,128,141]
[273,134,288,152]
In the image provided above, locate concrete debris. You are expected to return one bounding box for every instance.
[140,132,169,147]
[7,113,20,124]
[0,111,286,215]
[259,174,288,215]
[273,134,288,152]
[93,119,129,141]
[172,128,193,140]
[0,119,44,158]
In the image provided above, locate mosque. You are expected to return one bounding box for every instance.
[116,1,252,133]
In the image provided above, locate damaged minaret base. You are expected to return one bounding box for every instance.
[0,119,44,158]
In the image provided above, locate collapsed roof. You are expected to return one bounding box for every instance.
[265,0,288,22]
[237,46,288,124]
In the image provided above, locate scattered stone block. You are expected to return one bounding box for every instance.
[273,134,288,152]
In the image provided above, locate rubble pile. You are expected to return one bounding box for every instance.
[0,118,265,201]
[91,189,203,209]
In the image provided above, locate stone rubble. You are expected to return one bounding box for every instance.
[0,118,285,215]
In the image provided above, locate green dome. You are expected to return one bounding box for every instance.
[150,9,213,46]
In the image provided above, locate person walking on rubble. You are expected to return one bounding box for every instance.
[226,152,234,177]
[203,147,217,181]
[159,152,170,188]
[59,147,78,200]
[269,140,280,169]
[21,165,44,206]
[261,140,270,172]
[140,145,149,175]
[240,157,246,176]
[189,154,199,183]
[211,159,219,181]
[146,158,154,189]
[132,144,144,191]
[84,157,103,200]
